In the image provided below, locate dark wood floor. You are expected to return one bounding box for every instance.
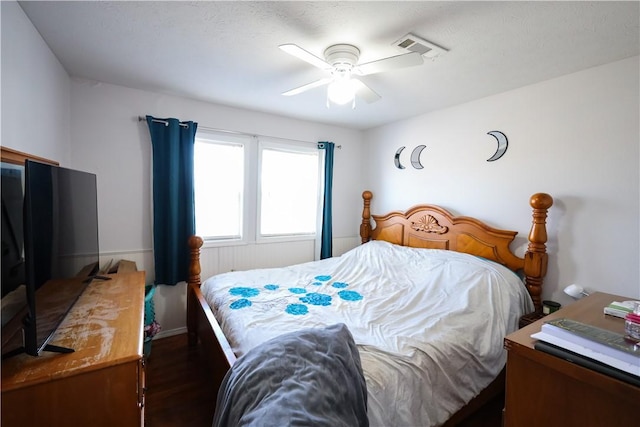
[145,333,503,427]
[145,333,216,427]
[458,392,504,427]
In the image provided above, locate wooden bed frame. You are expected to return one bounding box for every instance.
[186,190,553,425]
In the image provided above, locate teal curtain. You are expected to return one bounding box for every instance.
[318,142,334,259]
[146,116,197,285]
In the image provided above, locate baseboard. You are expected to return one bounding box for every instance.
[153,327,187,340]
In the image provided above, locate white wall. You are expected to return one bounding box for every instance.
[69,80,365,334]
[364,56,640,306]
[1,1,71,164]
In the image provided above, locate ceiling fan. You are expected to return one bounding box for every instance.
[279,43,424,107]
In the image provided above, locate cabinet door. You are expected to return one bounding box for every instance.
[504,351,639,426]
[2,360,141,427]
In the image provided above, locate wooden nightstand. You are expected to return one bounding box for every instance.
[518,311,545,328]
[503,292,639,427]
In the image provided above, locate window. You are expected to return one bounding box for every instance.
[194,132,248,240]
[194,130,321,244]
[258,141,319,237]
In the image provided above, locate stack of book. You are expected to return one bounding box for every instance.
[603,300,639,318]
[531,318,640,386]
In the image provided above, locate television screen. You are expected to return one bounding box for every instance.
[1,165,26,296]
[21,160,99,356]
[1,164,28,357]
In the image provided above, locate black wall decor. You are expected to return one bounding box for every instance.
[410,145,426,169]
[486,131,508,162]
[393,130,509,169]
[394,145,426,170]
[394,146,406,169]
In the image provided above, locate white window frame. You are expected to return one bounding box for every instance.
[194,130,322,248]
[256,137,322,244]
[194,130,253,247]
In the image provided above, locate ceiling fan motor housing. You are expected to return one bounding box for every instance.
[324,44,360,73]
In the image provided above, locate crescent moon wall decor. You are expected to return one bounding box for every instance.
[410,145,426,169]
[394,146,406,169]
[486,131,508,162]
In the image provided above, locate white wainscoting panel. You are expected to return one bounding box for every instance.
[333,236,361,257]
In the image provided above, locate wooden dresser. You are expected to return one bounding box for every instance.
[503,292,639,427]
[1,271,146,427]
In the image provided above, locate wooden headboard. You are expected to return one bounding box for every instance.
[359,191,553,312]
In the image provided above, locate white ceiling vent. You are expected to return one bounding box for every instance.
[394,33,448,58]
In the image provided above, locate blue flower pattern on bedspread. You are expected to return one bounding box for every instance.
[338,290,363,301]
[229,287,260,298]
[285,304,309,315]
[227,274,363,315]
[300,293,332,306]
[230,298,252,309]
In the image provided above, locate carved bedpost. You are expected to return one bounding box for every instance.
[188,235,204,288]
[187,235,204,346]
[360,191,373,244]
[524,193,553,313]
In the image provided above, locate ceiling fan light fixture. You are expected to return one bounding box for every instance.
[327,77,356,105]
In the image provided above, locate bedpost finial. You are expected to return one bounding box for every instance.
[361,191,372,244]
[188,235,203,289]
[530,193,553,210]
[188,235,204,250]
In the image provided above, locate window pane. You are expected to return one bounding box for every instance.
[194,140,244,239]
[260,148,319,236]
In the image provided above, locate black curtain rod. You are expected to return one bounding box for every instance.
[138,116,189,128]
[137,115,340,148]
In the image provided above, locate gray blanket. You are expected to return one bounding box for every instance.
[212,323,369,427]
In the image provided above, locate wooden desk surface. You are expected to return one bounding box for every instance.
[1,271,145,392]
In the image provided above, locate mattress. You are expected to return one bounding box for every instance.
[201,240,533,426]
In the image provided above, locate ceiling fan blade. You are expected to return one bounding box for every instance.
[282,77,333,96]
[355,51,424,76]
[279,44,331,70]
[351,79,381,103]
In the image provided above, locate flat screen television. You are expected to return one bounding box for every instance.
[1,160,100,357]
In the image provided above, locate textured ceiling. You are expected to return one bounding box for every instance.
[19,1,640,130]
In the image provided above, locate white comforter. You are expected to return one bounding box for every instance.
[201,240,533,427]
